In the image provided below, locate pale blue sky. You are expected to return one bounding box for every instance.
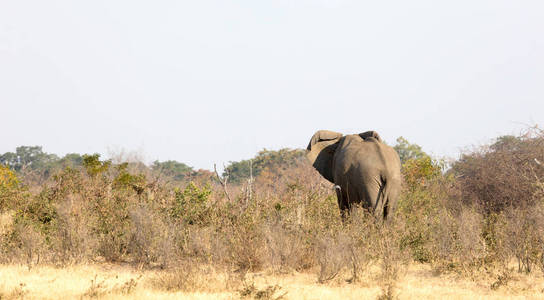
[1,1,543,170]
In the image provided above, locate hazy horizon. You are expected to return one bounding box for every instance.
[1,1,543,170]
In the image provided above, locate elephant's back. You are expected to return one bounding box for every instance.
[370,139,401,179]
[335,135,400,178]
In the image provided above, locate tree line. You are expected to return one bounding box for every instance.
[0,136,428,186]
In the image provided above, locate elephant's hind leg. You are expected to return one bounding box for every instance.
[335,185,350,222]
[364,180,386,219]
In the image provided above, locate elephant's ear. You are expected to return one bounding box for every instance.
[358,130,382,142]
[306,130,343,183]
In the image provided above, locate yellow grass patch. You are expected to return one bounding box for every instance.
[1,263,543,299]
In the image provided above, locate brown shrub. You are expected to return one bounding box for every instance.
[147,262,232,293]
[429,207,488,275]
[263,223,312,273]
[375,221,410,300]
[127,204,172,266]
[452,129,544,212]
[495,205,544,273]
[315,233,351,283]
[50,194,96,265]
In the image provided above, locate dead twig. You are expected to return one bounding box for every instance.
[214,163,231,202]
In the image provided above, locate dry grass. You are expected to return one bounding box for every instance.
[1,263,543,299]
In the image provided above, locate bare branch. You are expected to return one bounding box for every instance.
[214,163,231,202]
[245,159,254,205]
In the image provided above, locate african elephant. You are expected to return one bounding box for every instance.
[306,130,401,220]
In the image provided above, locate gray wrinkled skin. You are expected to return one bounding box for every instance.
[307,130,401,220]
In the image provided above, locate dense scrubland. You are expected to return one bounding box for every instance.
[1,128,544,299]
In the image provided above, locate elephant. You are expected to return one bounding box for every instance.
[306,130,401,220]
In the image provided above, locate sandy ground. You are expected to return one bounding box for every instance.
[0,263,543,299]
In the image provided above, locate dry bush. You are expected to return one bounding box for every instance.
[238,281,287,300]
[81,274,142,298]
[147,262,232,293]
[446,128,544,275]
[452,128,544,212]
[147,263,198,292]
[315,233,352,283]
[127,204,171,266]
[0,149,338,275]
[82,275,109,298]
[221,213,266,272]
[49,195,96,265]
[263,223,312,273]
[374,221,410,300]
[341,207,380,283]
[495,205,544,273]
[429,207,488,275]
[394,128,544,279]
[11,223,46,268]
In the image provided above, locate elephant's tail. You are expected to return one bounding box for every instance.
[376,178,392,220]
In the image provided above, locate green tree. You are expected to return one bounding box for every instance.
[0,164,22,210]
[402,156,443,191]
[223,148,305,183]
[152,160,193,181]
[0,147,87,179]
[58,153,84,168]
[0,146,59,172]
[82,154,111,177]
[170,182,212,225]
[113,162,146,194]
[393,137,428,165]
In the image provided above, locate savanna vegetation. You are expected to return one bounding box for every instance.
[1,128,544,299]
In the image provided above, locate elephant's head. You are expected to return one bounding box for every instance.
[306,130,343,183]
